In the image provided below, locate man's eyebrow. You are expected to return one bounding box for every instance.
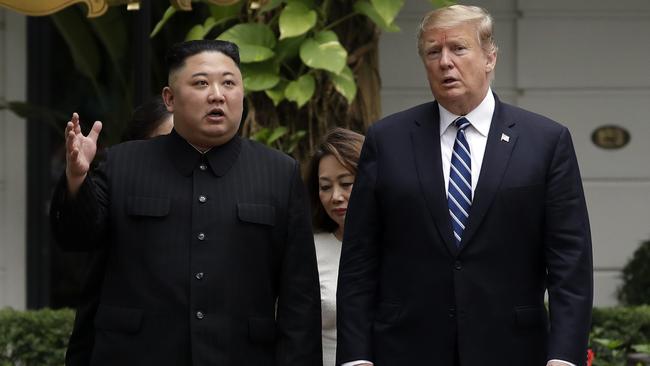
[190,71,236,78]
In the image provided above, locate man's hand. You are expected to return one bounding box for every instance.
[65,113,102,196]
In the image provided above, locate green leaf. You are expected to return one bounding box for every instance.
[260,0,284,13]
[265,80,288,106]
[285,74,315,107]
[275,35,305,63]
[354,0,400,32]
[151,6,177,38]
[251,127,272,142]
[185,24,206,41]
[329,65,357,104]
[218,23,277,62]
[208,2,243,20]
[370,0,404,25]
[268,126,288,144]
[279,2,317,39]
[287,130,306,153]
[299,31,347,73]
[241,61,280,91]
[632,344,650,353]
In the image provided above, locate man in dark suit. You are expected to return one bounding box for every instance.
[336,5,592,366]
[51,40,322,366]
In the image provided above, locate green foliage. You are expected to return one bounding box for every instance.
[590,306,650,365]
[0,307,74,366]
[618,239,650,306]
[250,126,306,153]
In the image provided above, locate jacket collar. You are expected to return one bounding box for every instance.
[166,129,242,177]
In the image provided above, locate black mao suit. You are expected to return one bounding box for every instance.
[336,95,593,366]
[51,130,322,366]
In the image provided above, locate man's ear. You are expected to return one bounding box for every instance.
[162,87,174,113]
[485,51,497,73]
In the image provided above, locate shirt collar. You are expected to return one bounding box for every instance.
[438,88,495,137]
[166,129,242,177]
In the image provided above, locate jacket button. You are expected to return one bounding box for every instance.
[195,272,204,280]
[448,307,456,318]
[197,233,205,241]
[454,261,462,270]
[198,195,207,203]
[199,164,207,171]
[196,311,204,319]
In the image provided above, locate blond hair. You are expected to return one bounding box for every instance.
[417,5,498,57]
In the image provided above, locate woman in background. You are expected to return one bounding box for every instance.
[306,127,365,366]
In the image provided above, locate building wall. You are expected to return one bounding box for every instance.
[379,0,650,306]
[0,8,26,309]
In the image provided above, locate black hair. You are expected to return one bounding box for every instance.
[306,128,365,233]
[121,96,172,142]
[165,39,240,78]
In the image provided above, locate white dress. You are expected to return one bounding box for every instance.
[314,232,342,366]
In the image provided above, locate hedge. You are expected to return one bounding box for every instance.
[0,308,74,366]
[0,306,648,365]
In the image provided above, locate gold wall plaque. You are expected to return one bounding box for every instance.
[591,125,630,150]
[0,0,108,18]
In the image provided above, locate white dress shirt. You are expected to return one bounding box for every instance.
[342,89,575,366]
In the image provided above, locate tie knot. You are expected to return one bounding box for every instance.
[455,117,470,131]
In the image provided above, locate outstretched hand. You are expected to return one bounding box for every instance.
[64,113,102,196]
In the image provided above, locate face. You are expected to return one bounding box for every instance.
[420,22,496,115]
[318,155,355,231]
[162,51,244,150]
[148,115,174,138]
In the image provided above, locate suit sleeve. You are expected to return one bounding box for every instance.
[275,160,323,366]
[544,127,593,364]
[50,152,110,251]
[336,126,381,365]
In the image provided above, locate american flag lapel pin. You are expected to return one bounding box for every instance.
[501,133,510,143]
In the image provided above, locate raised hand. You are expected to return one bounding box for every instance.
[64,113,102,196]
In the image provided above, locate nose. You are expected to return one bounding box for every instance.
[332,186,345,203]
[439,48,453,69]
[208,85,225,103]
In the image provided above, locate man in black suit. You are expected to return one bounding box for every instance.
[336,5,592,366]
[51,40,322,366]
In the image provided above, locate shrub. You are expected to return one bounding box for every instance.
[0,307,74,366]
[590,306,650,365]
[618,239,650,305]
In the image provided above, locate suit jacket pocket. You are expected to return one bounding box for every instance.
[514,305,547,328]
[237,203,276,227]
[248,317,276,344]
[94,304,143,334]
[126,196,170,217]
[375,301,402,325]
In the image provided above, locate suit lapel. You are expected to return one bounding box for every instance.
[410,102,458,256]
[459,97,518,250]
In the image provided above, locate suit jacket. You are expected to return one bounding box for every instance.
[51,130,322,366]
[336,95,593,366]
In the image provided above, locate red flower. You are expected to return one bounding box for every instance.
[587,349,595,366]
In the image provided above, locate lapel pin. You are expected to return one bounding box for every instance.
[501,133,510,143]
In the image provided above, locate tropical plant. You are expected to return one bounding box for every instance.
[618,239,650,306]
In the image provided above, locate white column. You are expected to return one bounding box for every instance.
[0,8,27,310]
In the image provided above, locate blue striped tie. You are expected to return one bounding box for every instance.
[448,117,472,247]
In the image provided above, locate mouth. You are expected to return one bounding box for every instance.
[206,108,225,119]
[442,77,458,86]
[333,208,347,216]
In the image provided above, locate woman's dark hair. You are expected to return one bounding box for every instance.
[306,127,365,233]
[121,97,172,142]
